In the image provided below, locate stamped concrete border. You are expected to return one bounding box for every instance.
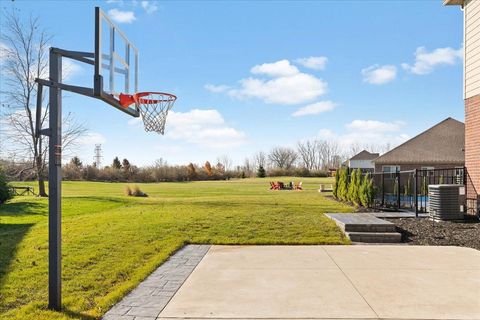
[102,244,211,320]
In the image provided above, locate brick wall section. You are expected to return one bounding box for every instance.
[465,95,480,204]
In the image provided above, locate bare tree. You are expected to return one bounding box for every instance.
[297,140,319,170]
[252,151,267,169]
[323,140,342,169]
[268,147,298,169]
[1,9,86,196]
[216,154,232,172]
[242,157,253,177]
[348,142,362,158]
[346,142,392,158]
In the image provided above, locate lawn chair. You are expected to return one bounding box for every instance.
[270,181,281,190]
[294,181,303,191]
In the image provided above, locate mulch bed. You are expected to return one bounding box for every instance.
[386,217,480,251]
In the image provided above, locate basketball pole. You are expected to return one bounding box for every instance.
[33,7,143,310]
[48,48,62,311]
[36,46,136,311]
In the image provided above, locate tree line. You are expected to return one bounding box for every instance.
[2,138,391,184]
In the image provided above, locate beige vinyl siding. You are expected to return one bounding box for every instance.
[465,0,480,98]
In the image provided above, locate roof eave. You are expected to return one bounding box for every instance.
[443,0,464,6]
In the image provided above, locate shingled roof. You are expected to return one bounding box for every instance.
[374,118,464,165]
[350,150,380,161]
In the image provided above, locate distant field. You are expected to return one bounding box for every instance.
[0,177,353,319]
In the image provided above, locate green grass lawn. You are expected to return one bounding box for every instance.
[0,177,353,319]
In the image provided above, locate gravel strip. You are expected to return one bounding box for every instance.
[386,217,480,251]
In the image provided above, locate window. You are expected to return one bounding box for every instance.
[421,166,435,176]
[382,165,400,173]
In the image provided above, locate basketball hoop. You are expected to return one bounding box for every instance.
[120,92,177,135]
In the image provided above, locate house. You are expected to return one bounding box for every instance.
[373,118,464,172]
[347,150,379,172]
[444,0,480,211]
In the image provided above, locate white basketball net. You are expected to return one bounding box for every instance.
[135,92,177,135]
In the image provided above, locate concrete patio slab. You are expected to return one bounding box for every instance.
[343,268,480,320]
[160,267,377,318]
[194,245,339,270]
[107,245,480,320]
[324,245,480,270]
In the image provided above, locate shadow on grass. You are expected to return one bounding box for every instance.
[62,308,98,320]
[0,201,47,217]
[0,223,34,288]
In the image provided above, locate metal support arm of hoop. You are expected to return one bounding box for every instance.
[35,78,139,118]
[35,47,140,118]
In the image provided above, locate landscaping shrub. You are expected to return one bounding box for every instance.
[404,176,412,198]
[421,176,428,196]
[359,173,374,207]
[393,178,399,196]
[335,168,374,208]
[0,166,14,204]
[124,185,132,196]
[336,168,349,201]
[367,178,375,206]
[131,185,148,197]
[347,169,362,206]
[332,168,340,198]
[307,170,329,177]
[124,185,148,197]
[257,165,266,178]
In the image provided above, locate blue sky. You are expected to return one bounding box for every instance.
[1,0,465,167]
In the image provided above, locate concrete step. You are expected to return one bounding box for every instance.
[325,213,397,233]
[346,231,402,243]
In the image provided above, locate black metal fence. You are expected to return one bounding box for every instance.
[370,167,478,217]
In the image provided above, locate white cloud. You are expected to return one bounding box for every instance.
[167,109,246,148]
[209,59,328,105]
[168,109,224,128]
[128,117,142,126]
[316,119,408,151]
[141,1,158,14]
[78,132,107,146]
[346,119,405,132]
[361,64,397,85]
[129,109,246,148]
[318,128,336,139]
[204,84,231,93]
[229,73,327,105]
[295,56,328,70]
[108,9,136,24]
[106,0,124,3]
[401,46,462,75]
[250,59,299,77]
[292,101,337,117]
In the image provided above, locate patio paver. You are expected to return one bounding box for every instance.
[102,244,210,320]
